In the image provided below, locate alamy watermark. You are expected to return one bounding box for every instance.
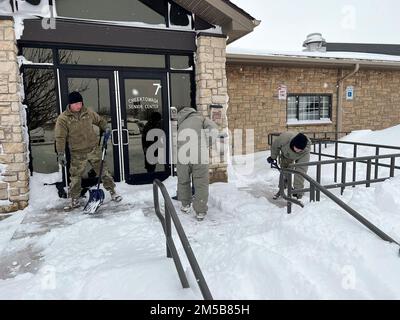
[341,5,357,30]
[341,265,356,290]
[40,4,56,30]
[143,128,256,173]
[10,1,56,30]
[40,265,57,291]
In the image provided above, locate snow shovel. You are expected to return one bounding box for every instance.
[83,131,111,214]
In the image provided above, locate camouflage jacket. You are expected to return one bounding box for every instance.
[55,105,107,154]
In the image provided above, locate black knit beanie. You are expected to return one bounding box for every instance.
[290,133,308,151]
[68,91,83,104]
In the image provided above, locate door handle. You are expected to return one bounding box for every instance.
[122,129,129,145]
[111,129,119,146]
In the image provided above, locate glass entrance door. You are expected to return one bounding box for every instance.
[60,69,121,181]
[60,69,171,185]
[119,71,170,184]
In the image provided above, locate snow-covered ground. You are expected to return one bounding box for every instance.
[0,126,400,299]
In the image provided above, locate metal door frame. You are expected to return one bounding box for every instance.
[118,70,171,184]
[58,68,123,181]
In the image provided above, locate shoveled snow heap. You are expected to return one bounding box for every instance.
[0,126,400,299]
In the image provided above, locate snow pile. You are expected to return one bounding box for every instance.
[341,125,400,148]
[0,126,400,299]
[227,47,400,63]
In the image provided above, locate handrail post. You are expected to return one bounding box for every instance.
[375,147,380,179]
[310,184,315,202]
[334,141,339,182]
[352,144,357,187]
[341,161,347,195]
[316,164,321,202]
[366,159,372,188]
[318,141,322,161]
[390,157,395,178]
[166,202,172,258]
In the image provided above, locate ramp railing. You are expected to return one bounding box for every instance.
[274,164,400,248]
[153,179,213,300]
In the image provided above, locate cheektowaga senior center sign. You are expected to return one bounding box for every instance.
[128,96,160,110]
[128,84,162,110]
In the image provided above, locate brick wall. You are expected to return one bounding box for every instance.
[0,18,29,213]
[227,63,400,152]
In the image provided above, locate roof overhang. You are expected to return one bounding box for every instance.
[172,0,260,43]
[227,53,400,71]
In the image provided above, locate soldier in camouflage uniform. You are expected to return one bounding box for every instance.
[267,132,311,200]
[55,91,122,211]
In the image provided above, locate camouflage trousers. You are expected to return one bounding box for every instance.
[177,163,209,214]
[69,146,115,199]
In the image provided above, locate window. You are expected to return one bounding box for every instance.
[58,50,165,68]
[23,68,59,174]
[55,0,167,25]
[170,73,193,109]
[22,47,53,64]
[170,55,192,70]
[287,94,332,123]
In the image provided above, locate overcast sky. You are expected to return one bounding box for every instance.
[230,0,400,52]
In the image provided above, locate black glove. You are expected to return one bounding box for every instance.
[57,152,66,167]
[292,193,303,200]
[267,156,276,164]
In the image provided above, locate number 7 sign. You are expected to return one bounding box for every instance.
[153,83,162,95]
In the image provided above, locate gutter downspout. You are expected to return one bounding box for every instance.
[336,63,360,139]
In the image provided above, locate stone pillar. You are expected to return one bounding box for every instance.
[195,35,229,183]
[0,17,29,213]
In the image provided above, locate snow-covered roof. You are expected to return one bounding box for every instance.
[173,0,259,43]
[227,47,400,69]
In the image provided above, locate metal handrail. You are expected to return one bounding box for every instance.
[153,179,213,300]
[289,152,400,200]
[292,153,400,167]
[310,139,400,182]
[275,165,400,248]
[268,131,350,146]
[314,139,400,150]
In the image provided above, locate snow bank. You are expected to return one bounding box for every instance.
[341,125,400,147]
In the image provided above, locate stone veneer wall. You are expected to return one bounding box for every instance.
[227,63,400,152]
[0,17,29,213]
[195,35,229,183]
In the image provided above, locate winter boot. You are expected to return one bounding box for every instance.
[196,212,206,221]
[180,204,191,214]
[272,190,281,200]
[64,198,81,212]
[110,190,122,202]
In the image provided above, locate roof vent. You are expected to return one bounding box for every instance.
[303,33,327,52]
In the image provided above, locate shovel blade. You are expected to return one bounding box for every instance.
[84,189,105,214]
